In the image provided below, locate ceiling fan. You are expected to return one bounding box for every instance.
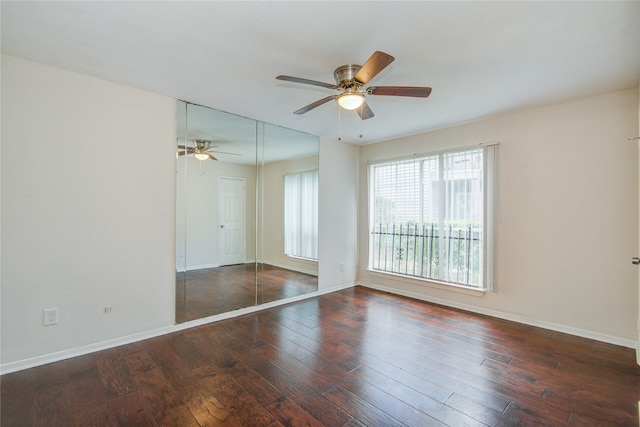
[276,51,432,120]
[176,139,239,161]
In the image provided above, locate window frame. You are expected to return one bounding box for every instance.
[367,144,497,291]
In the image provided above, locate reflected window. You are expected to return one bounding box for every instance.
[284,170,318,260]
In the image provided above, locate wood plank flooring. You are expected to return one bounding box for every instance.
[176,264,318,322]
[2,286,639,426]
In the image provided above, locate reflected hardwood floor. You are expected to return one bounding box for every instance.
[176,264,318,322]
[2,286,639,426]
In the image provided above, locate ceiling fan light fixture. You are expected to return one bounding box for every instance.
[277,51,430,121]
[337,92,364,110]
[194,152,209,161]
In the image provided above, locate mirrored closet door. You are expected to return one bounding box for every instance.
[176,101,319,323]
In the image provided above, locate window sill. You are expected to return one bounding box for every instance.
[364,269,486,297]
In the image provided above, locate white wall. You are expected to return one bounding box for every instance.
[318,137,359,291]
[358,88,639,346]
[1,55,177,364]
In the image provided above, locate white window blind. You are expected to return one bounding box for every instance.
[284,170,318,260]
[369,145,496,289]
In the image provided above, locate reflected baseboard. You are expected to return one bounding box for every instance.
[176,263,220,272]
[178,261,318,277]
[259,260,318,277]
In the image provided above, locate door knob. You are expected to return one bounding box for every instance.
[220,225,224,228]
[632,257,640,265]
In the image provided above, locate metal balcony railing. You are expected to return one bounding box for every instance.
[370,223,483,287]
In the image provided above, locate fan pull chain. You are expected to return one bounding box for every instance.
[337,105,342,141]
[359,104,364,139]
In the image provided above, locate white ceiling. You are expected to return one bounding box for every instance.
[2,1,639,144]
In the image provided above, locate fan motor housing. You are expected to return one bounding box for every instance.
[194,139,212,150]
[334,64,362,88]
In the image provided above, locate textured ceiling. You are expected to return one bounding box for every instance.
[2,1,639,144]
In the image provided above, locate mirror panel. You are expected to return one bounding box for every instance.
[176,101,318,323]
[257,123,319,304]
[176,101,258,322]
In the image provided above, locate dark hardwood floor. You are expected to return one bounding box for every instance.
[2,286,639,426]
[176,264,318,322]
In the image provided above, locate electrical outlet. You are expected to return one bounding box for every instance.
[340,263,345,272]
[43,308,58,326]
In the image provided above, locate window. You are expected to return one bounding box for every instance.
[284,170,319,260]
[368,145,496,289]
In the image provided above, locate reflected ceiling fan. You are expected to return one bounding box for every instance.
[276,51,432,120]
[177,139,240,161]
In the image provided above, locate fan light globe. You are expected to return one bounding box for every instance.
[195,153,209,161]
[337,93,364,110]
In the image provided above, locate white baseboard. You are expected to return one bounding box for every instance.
[358,281,637,350]
[0,282,355,375]
[1,325,177,375]
[316,281,355,295]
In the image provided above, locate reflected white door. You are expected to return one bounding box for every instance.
[218,177,246,266]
